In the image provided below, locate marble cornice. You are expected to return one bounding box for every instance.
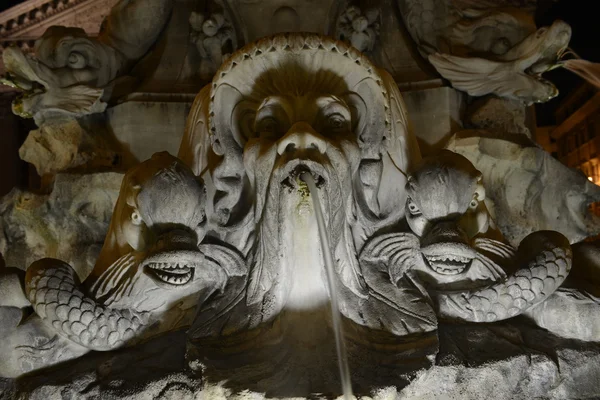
[0,0,116,86]
[0,0,92,39]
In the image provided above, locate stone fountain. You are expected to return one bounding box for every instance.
[1,1,600,399]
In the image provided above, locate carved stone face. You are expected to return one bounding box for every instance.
[246,93,357,218]
[88,153,208,306]
[180,34,419,322]
[405,151,499,287]
[240,92,359,310]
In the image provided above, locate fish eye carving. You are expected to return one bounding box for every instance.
[131,210,143,226]
[469,197,478,210]
[407,198,421,215]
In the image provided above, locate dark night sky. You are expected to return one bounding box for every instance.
[1,0,596,125]
[1,0,25,12]
[535,0,600,125]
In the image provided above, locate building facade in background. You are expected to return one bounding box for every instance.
[540,83,600,183]
[536,83,600,215]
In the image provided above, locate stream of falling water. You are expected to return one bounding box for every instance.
[560,47,600,89]
[300,172,353,400]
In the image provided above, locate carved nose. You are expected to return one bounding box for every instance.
[277,122,327,155]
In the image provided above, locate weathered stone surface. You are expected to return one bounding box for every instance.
[3,322,600,399]
[466,96,532,137]
[0,171,123,279]
[106,100,190,163]
[18,118,119,176]
[403,87,465,155]
[447,131,600,246]
[3,330,202,400]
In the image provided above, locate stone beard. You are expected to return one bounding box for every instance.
[242,94,361,316]
[184,35,419,336]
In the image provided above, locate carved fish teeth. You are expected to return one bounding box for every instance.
[153,269,192,285]
[424,254,471,275]
[147,262,189,273]
[144,259,193,285]
[426,254,469,264]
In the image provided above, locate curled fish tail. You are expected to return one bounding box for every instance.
[25,258,149,351]
[436,231,572,322]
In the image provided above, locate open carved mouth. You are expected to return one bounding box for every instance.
[421,243,476,275]
[145,262,193,285]
[525,25,572,78]
[141,250,203,287]
[280,160,326,191]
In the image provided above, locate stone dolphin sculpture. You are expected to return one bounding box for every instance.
[361,150,572,324]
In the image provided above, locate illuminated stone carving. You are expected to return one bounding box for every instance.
[1,29,600,399]
[398,0,572,104]
[0,153,246,377]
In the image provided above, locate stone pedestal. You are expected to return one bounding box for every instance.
[402,86,465,156]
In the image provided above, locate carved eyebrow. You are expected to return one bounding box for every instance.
[316,96,351,119]
[255,96,293,123]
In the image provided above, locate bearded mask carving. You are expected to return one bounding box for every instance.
[179,33,422,325]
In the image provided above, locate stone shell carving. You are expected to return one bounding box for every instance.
[184,32,420,243]
[179,34,426,338]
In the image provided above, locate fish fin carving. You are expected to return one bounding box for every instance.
[429,53,553,103]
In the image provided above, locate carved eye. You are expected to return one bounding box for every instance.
[491,37,511,55]
[257,117,277,132]
[131,210,143,225]
[407,198,421,215]
[469,197,478,210]
[326,113,349,133]
[255,117,280,138]
[536,27,548,38]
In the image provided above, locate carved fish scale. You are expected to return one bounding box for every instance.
[436,242,572,322]
[25,259,150,351]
